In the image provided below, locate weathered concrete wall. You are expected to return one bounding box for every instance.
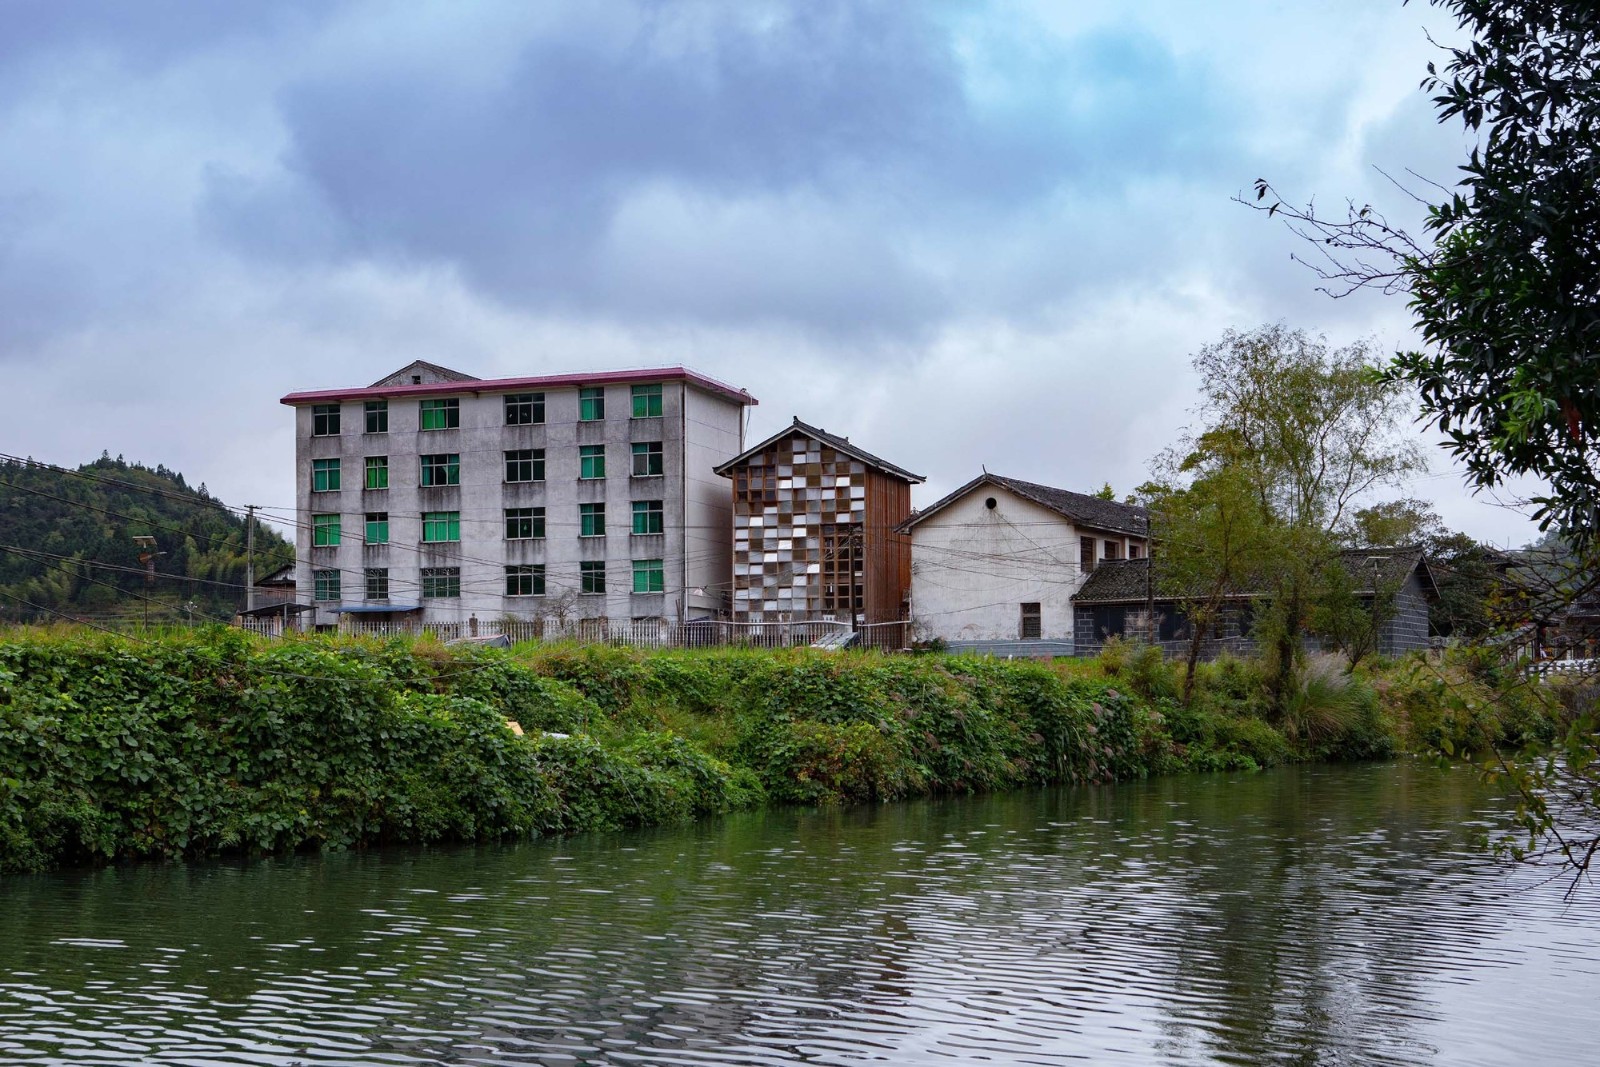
[909,487,1144,646]
[681,388,744,618]
[293,379,743,628]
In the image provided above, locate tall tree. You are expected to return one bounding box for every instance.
[1151,326,1423,707]
[1248,1,1600,542]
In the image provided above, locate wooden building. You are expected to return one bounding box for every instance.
[714,418,923,625]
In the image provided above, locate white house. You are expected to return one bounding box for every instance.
[901,473,1148,655]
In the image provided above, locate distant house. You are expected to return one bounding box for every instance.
[714,418,923,627]
[1071,547,1439,658]
[234,564,312,634]
[900,473,1149,656]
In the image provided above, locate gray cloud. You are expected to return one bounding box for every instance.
[205,3,1237,336]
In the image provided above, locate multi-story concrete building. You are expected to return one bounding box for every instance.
[280,360,756,629]
[713,418,922,626]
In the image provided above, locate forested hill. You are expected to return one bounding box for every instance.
[0,455,293,624]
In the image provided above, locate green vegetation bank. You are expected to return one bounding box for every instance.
[0,628,1558,874]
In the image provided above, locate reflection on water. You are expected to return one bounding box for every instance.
[1,762,1596,1065]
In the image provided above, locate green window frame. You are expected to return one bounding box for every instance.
[364,400,388,434]
[312,404,340,436]
[632,500,664,535]
[580,560,606,594]
[365,511,389,544]
[422,511,460,543]
[505,448,543,483]
[312,513,341,547]
[579,444,606,480]
[365,568,388,600]
[505,564,545,597]
[578,387,605,421]
[579,502,605,537]
[419,397,459,430]
[313,569,341,601]
[421,567,460,598]
[420,453,459,487]
[312,458,340,492]
[631,441,664,477]
[632,558,665,594]
[364,456,388,490]
[631,384,663,419]
[504,506,545,540]
[504,392,544,425]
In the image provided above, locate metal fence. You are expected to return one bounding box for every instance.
[326,615,899,650]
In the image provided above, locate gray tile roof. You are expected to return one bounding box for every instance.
[713,417,924,483]
[902,473,1148,536]
[1072,547,1436,605]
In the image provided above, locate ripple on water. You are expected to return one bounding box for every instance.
[1,764,1597,1066]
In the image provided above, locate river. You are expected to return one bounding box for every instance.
[1,761,1595,1065]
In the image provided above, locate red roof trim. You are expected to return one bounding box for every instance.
[281,366,757,407]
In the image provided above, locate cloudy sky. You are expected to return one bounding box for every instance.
[0,0,1540,545]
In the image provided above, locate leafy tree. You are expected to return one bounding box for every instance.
[1141,463,1271,703]
[1249,1,1600,541]
[1149,325,1423,708]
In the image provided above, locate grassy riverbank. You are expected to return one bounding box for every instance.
[0,628,1558,874]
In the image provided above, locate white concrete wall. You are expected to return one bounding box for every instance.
[908,487,1083,643]
[292,378,747,628]
[681,388,745,617]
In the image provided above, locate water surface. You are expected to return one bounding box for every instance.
[2,762,1595,1065]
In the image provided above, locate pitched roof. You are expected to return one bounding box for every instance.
[1072,547,1438,605]
[369,360,480,387]
[713,417,924,483]
[901,473,1148,536]
[281,366,758,407]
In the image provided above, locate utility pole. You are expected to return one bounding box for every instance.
[245,505,256,614]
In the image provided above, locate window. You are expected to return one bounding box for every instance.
[506,564,545,597]
[312,404,340,436]
[421,567,460,598]
[419,397,459,430]
[365,511,389,545]
[312,513,341,547]
[1080,536,1096,575]
[578,386,605,421]
[364,400,388,434]
[631,383,662,419]
[505,506,546,540]
[1129,543,1143,560]
[632,558,665,593]
[1103,540,1122,561]
[420,453,460,486]
[365,568,389,600]
[313,569,341,601]
[505,448,543,483]
[580,560,606,594]
[1020,602,1042,640]
[504,392,544,425]
[580,502,605,537]
[364,456,388,490]
[632,500,664,535]
[312,458,341,492]
[579,444,606,480]
[422,511,460,543]
[631,441,664,477]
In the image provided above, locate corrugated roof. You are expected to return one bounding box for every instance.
[282,366,757,407]
[713,417,924,483]
[901,473,1148,536]
[1072,547,1436,605]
